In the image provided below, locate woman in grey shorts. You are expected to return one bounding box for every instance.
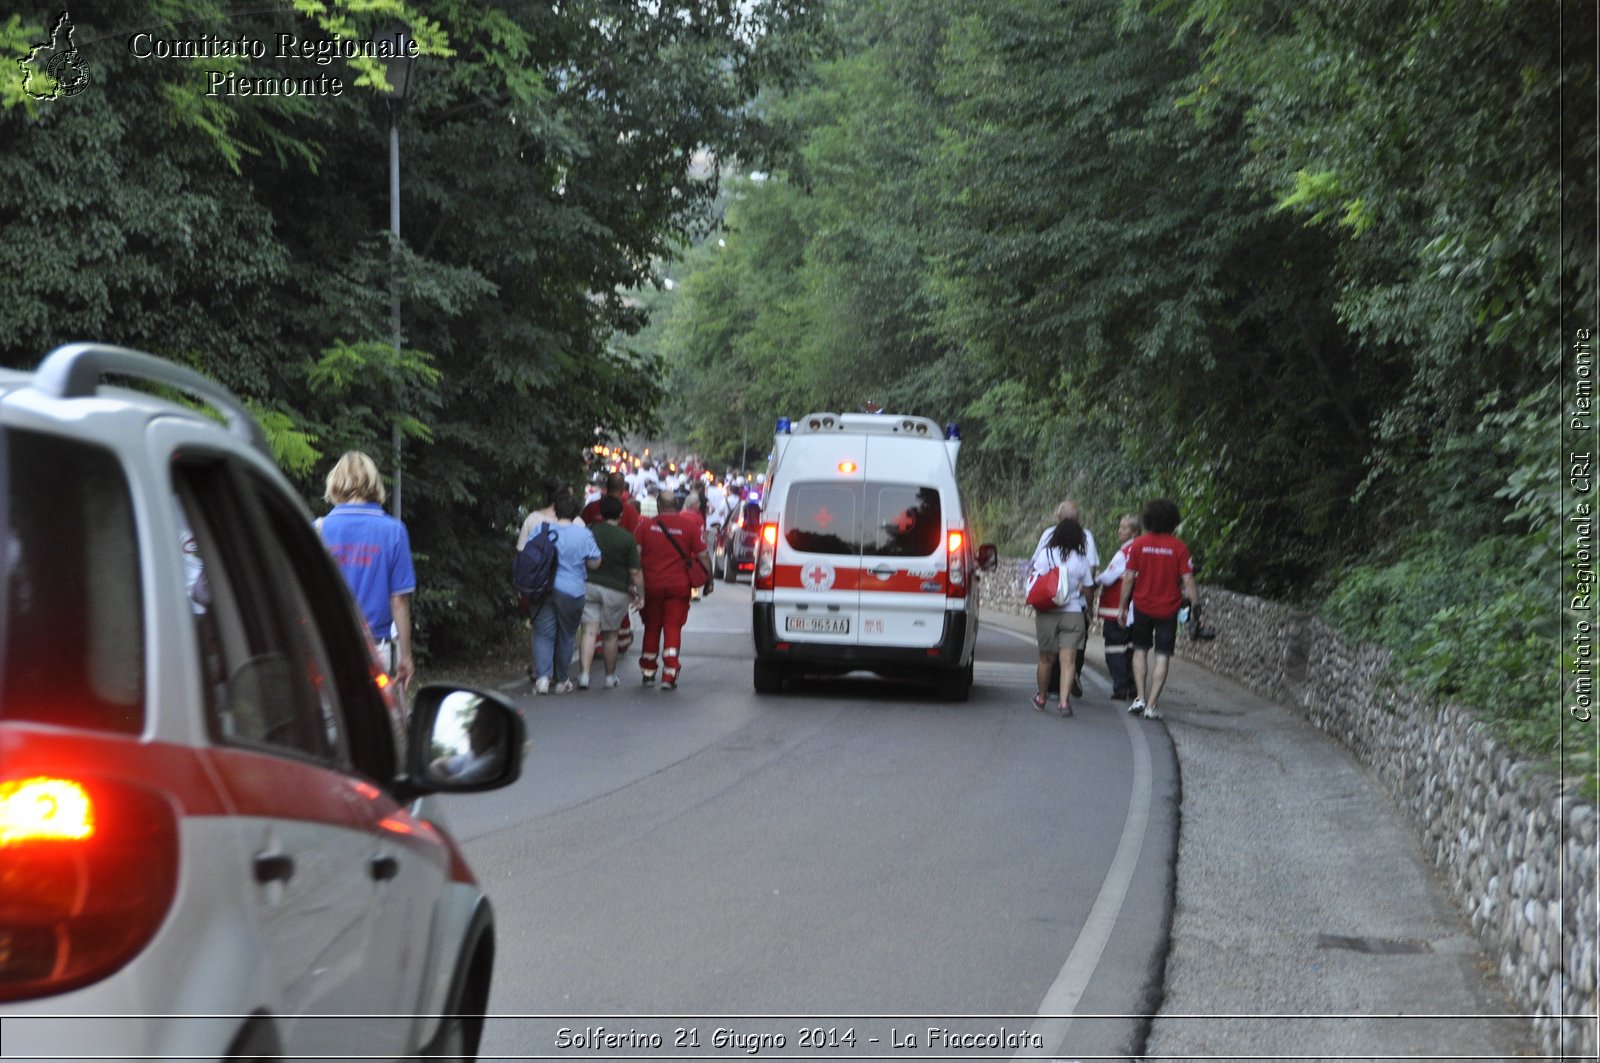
[1027,517,1094,717]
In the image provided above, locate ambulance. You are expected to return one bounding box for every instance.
[750,412,997,700]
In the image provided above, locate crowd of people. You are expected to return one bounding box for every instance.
[315,448,1200,717]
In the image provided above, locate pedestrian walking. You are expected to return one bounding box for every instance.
[634,492,712,690]
[319,451,417,692]
[581,471,642,533]
[1029,517,1094,717]
[524,489,601,694]
[1096,513,1142,700]
[1120,498,1201,721]
[1032,498,1100,696]
[577,494,645,689]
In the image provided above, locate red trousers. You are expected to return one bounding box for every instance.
[638,593,691,682]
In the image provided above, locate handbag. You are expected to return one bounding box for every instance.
[1025,566,1061,611]
[1026,560,1075,611]
[655,518,709,589]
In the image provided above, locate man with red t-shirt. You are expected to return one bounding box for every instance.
[634,493,713,690]
[582,471,642,533]
[1118,498,1200,721]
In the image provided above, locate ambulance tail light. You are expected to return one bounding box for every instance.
[0,774,180,1002]
[946,528,970,598]
[754,522,779,590]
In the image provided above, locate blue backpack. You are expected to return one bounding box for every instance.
[511,521,559,606]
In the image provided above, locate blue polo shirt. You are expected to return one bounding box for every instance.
[319,502,416,637]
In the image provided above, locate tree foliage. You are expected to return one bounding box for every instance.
[1,0,828,656]
[652,0,1591,782]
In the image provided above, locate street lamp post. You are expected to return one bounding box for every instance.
[380,27,417,520]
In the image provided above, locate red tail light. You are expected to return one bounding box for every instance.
[946,528,969,598]
[754,522,780,590]
[0,774,179,1002]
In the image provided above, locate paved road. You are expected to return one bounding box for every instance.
[435,587,1540,1061]
[440,590,1181,1061]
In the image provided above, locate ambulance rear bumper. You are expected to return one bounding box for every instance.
[752,604,972,670]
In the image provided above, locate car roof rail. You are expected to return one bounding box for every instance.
[32,343,272,456]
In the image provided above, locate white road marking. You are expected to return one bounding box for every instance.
[1016,701,1153,1057]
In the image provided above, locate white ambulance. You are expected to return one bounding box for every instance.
[750,412,997,700]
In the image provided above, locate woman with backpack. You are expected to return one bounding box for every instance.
[518,482,601,694]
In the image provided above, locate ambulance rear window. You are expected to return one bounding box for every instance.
[864,485,942,557]
[785,483,859,555]
[784,482,943,557]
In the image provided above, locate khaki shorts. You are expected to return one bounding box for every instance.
[583,583,631,631]
[1035,610,1087,655]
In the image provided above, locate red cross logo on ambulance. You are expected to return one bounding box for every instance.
[800,561,836,592]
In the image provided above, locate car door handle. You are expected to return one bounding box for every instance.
[369,854,399,882]
[871,564,895,580]
[253,850,295,885]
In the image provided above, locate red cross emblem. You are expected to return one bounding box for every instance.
[892,510,916,533]
[800,562,835,591]
[813,506,834,528]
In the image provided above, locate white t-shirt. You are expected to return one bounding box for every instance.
[1034,523,1099,572]
[1027,541,1094,613]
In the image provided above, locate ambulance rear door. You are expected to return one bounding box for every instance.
[856,435,951,651]
[773,475,863,648]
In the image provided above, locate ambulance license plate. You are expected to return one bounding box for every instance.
[786,616,849,634]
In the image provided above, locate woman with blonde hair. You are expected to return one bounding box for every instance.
[319,451,416,690]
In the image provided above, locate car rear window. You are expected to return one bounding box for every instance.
[784,482,943,558]
[0,427,144,733]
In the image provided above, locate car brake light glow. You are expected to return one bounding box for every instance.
[837,460,858,474]
[0,778,94,845]
[0,774,180,1002]
[946,528,969,596]
[754,522,780,590]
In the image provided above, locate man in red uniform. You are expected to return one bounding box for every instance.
[582,471,641,532]
[634,493,713,690]
[1118,498,1200,721]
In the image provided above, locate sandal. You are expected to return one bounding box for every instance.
[1031,692,1047,712]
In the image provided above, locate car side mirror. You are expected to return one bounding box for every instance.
[976,544,999,572]
[403,684,526,795]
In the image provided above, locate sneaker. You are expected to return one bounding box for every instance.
[534,676,551,695]
[1127,698,1146,716]
[553,679,575,694]
[1071,677,1083,698]
[1143,706,1163,721]
[1057,700,1073,718]
[604,674,621,689]
[577,672,590,690]
[642,673,656,686]
[1031,692,1047,712]
[661,679,677,691]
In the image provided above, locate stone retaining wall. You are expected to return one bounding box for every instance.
[980,562,1597,1059]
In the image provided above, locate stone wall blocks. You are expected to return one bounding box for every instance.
[976,570,1596,1051]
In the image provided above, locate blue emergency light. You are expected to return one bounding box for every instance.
[945,423,961,440]
[775,417,792,434]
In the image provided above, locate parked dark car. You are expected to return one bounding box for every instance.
[717,498,763,582]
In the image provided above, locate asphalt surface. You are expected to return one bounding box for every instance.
[978,608,1539,1062]
[455,592,1180,1062]
[459,595,1537,1060]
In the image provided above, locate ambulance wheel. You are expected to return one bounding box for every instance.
[754,659,786,694]
[940,661,973,702]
